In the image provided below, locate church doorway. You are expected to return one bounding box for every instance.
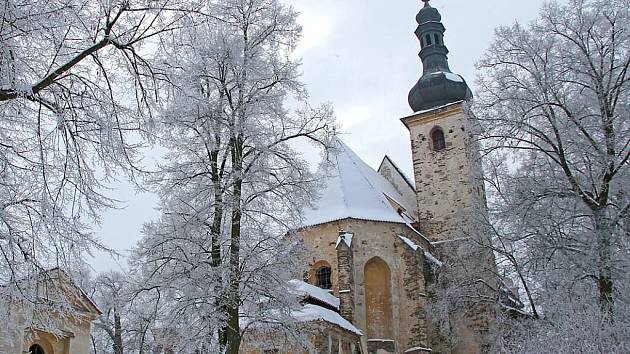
[364,257,393,339]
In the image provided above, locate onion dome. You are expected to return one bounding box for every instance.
[416,0,441,24]
[408,0,472,112]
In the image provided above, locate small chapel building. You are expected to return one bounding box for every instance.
[0,268,102,354]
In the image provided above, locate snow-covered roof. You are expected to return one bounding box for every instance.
[398,235,443,268]
[289,279,340,310]
[404,346,433,353]
[401,100,465,119]
[335,232,354,249]
[293,304,363,335]
[302,138,416,227]
[399,234,420,251]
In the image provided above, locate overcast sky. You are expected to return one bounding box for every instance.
[91,0,550,272]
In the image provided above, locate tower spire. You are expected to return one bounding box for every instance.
[408,1,472,112]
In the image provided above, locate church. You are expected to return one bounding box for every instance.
[8,2,499,354]
[250,1,498,353]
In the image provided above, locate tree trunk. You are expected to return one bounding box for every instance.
[211,150,223,269]
[225,135,243,354]
[210,91,225,270]
[113,307,124,354]
[594,208,614,316]
[211,147,227,349]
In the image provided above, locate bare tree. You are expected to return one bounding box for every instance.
[91,272,127,354]
[133,0,336,353]
[89,270,163,354]
[476,0,629,317]
[0,0,189,341]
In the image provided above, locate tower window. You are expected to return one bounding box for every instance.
[425,34,433,46]
[29,345,45,354]
[315,266,332,289]
[431,128,446,151]
[434,34,440,45]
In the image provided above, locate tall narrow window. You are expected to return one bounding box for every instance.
[315,266,332,289]
[425,34,433,46]
[434,33,440,45]
[29,345,45,354]
[432,128,446,151]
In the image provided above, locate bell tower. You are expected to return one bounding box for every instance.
[402,0,484,242]
[402,2,495,353]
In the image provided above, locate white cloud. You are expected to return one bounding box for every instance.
[337,105,372,129]
[293,10,335,57]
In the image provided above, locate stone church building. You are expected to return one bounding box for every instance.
[9,2,498,354]
[277,1,498,353]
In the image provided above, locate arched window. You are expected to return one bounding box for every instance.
[434,33,440,45]
[315,266,332,289]
[431,128,446,151]
[364,257,393,339]
[425,34,432,46]
[29,345,45,354]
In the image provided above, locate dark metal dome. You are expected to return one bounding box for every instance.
[408,0,473,112]
[409,72,472,112]
[416,1,441,24]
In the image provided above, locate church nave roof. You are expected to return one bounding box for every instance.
[302,138,416,227]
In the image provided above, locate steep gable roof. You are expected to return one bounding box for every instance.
[302,138,416,227]
[39,268,103,316]
[378,155,416,192]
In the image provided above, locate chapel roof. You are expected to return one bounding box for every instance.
[289,280,362,335]
[8,267,102,316]
[302,138,416,227]
[289,279,340,311]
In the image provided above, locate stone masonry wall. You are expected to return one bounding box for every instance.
[402,102,496,354]
[299,219,431,354]
[240,321,361,354]
[403,102,486,242]
[336,237,355,322]
[377,157,418,216]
